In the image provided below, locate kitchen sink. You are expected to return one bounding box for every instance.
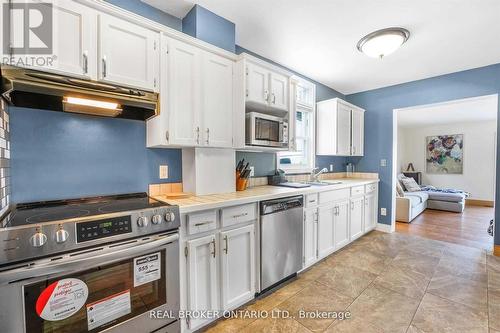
[303,180,343,186]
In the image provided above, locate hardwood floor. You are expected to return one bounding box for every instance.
[396,206,494,251]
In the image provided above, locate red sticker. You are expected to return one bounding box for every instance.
[36,278,88,321]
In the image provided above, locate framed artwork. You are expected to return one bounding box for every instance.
[426,134,463,174]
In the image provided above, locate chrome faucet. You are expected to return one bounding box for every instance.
[310,167,328,182]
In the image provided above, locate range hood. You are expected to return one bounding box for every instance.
[0,65,159,121]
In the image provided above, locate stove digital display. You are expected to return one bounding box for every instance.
[76,216,132,243]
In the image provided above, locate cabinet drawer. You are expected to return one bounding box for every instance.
[305,194,318,207]
[319,189,350,204]
[221,203,257,228]
[351,185,365,196]
[187,210,217,235]
[365,183,378,193]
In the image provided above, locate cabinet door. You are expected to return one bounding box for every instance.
[167,38,201,146]
[334,200,350,249]
[99,14,159,90]
[186,234,218,330]
[350,196,364,241]
[336,103,352,155]
[269,72,289,111]
[303,208,318,268]
[202,52,233,148]
[46,1,96,77]
[220,224,255,310]
[364,194,377,232]
[317,204,335,258]
[246,63,269,106]
[351,109,364,156]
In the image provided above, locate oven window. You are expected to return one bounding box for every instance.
[24,250,166,333]
[255,117,280,142]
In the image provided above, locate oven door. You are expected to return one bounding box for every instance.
[246,113,288,148]
[0,233,179,333]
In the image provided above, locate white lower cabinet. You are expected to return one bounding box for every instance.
[303,208,318,268]
[350,196,365,241]
[364,193,377,232]
[186,234,218,330]
[333,200,350,249]
[317,203,335,259]
[220,224,255,310]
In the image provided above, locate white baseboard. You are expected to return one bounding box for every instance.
[376,223,393,233]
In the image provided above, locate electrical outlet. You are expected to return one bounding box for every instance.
[159,165,168,179]
[380,208,387,216]
[249,166,255,177]
[380,159,387,167]
[329,164,333,172]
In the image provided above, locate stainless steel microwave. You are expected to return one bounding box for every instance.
[245,112,289,148]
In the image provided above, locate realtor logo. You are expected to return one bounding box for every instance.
[3,2,53,55]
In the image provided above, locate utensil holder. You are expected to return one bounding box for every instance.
[236,177,248,191]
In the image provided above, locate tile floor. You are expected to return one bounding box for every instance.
[204,231,499,333]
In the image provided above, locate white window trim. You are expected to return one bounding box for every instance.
[278,104,316,174]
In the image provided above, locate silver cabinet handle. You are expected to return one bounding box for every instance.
[353,146,356,155]
[211,238,216,258]
[264,90,269,101]
[194,221,213,227]
[351,202,354,210]
[196,127,200,144]
[206,128,210,145]
[82,52,88,74]
[102,56,107,78]
[232,212,248,219]
[166,130,169,142]
[272,93,276,104]
[223,235,228,254]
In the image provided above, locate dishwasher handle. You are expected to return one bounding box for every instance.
[260,195,303,215]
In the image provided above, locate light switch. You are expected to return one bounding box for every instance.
[380,208,387,216]
[249,166,255,177]
[329,164,334,172]
[159,165,168,179]
[380,159,387,167]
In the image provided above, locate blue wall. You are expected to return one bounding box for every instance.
[10,108,182,203]
[347,64,500,243]
[182,5,236,53]
[105,0,182,30]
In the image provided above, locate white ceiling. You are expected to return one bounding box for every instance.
[143,0,500,95]
[397,95,498,128]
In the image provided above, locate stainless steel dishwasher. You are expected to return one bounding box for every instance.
[260,195,304,291]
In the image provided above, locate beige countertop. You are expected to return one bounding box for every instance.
[153,178,379,214]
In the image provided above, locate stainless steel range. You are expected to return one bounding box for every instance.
[0,192,180,333]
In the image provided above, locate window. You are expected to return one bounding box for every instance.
[278,78,316,174]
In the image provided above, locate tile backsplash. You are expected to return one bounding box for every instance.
[0,99,10,216]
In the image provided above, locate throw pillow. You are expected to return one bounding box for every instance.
[401,177,421,192]
[396,182,405,197]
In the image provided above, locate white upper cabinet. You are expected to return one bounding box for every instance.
[48,1,97,77]
[166,38,201,146]
[219,224,255,310]
[202,52,234,148]
[246,63,270,106]
[98,13,159,90]
[316,98,365,156]
[269,72,288,110]
[245,61,289,112]
[147,37,235,148]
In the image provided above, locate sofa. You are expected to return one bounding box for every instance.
[396,179,467,223]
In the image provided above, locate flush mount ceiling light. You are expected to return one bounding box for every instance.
[357,27,410,58]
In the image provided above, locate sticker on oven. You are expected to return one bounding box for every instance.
[86,290,131,331]
[36,278,88,321]
[133,252,161,287]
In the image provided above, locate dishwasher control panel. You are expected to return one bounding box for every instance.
[260,196,303,215]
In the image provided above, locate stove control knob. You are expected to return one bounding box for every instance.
[165,211,176,222]
[137,216,149,227]
[30,232,47,248]
[55,228,69,244]
[152,214,162,225]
